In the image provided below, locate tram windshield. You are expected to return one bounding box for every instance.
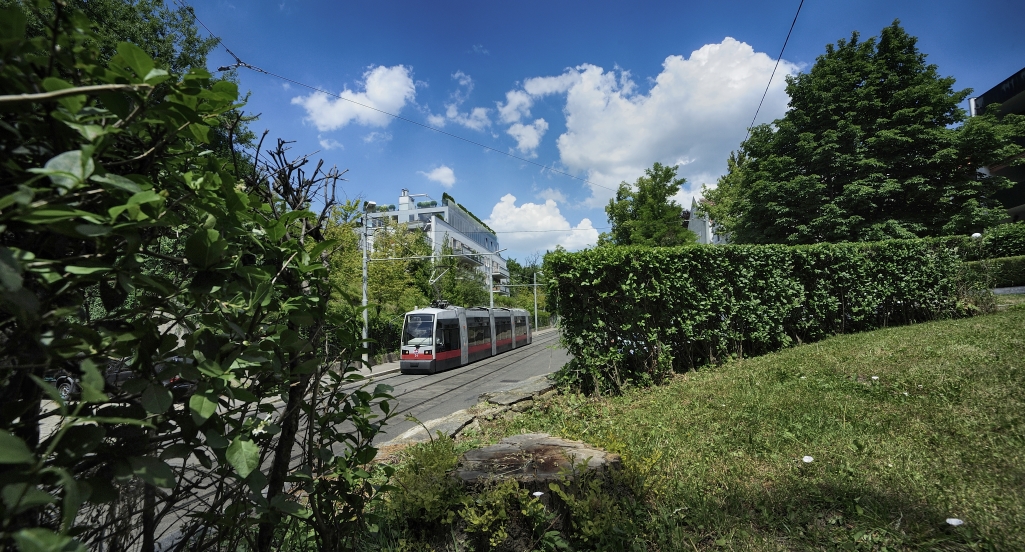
[402,314,434,347]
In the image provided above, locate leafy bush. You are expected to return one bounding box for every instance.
[936,222,1025,261]
[385,435,463,527]
[0,6,390,551]
[545,239,975,393]
[965,255,1025,288]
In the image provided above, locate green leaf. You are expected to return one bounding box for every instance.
[0,7,27,42]
[143,68,170,85]
[2,483,56,514]
[309,238,339,259]
[117,42,155,80]
[189,392,218,425]
[12,528,86,552]
[79,360,108,403]
[74,224,111,237]
[140,383,173,414]
[128,456,176,488]
[0,430,35,464]
[65,265,111,275]
[29,151,95,191]
[0,247,24,292]
[185,228,227,269]
[91,174,142,194]
[226,437,260,479]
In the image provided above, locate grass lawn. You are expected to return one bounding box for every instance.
[466,305,1025,550]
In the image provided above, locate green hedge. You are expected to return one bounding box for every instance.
[936,222,1025,261]
[545,239,977,393]
[965,255,1025,288]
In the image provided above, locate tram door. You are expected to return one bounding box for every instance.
[459,312,469,365]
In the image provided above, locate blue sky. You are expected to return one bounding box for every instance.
[193,0,1024,261]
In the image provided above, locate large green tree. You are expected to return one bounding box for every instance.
[601,162,696,246]
[702,21,1025,244]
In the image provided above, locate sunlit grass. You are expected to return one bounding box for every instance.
[472,306,1025,550]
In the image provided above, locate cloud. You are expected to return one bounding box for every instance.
[500,38,796,207]
[506,118,548,157]
[536,187,567,203]
[363,131,392,143]
[427,72,492,131]
[497,90,533,124]
[291,65,415,131]
[472,44,490,55]
[319,137,343,150]
[418,165,456,188]
[486,194,599,254]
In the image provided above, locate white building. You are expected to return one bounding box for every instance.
[366,189,510,294]
[688,198,728,245]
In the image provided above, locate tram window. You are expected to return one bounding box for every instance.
[435,319,461,352]
[402,314,434,346]
[467,315,491,346]
[515,316,528,337]
[495,316,512,342]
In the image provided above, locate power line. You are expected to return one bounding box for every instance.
[745,0,805,141]
[176,1,617,193]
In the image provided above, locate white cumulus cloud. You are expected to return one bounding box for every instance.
[318,137,343,150]
[486,194,598,254]
[506,118,548,157]
[418,165,456,188]
[291,65,415,131]
[501,38,796,206]
[427,72,491,131]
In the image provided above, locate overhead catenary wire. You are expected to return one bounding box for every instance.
[175,1,617,193]
[745,0,805,141]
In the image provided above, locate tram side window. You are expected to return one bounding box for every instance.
[515,316,528,337]
[435,319,461,352]
[468,316,491,346]
[495,316,512,342]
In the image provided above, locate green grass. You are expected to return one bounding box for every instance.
[468,306,1025,550]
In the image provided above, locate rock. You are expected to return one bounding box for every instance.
[479,374,555,406]
[511,399,534,413]
[454,433,621,486]
[384,409,476,445]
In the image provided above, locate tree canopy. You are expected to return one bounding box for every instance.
[702,21,1025,244]
[601,162,696,247]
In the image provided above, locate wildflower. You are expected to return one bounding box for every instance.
[802,456,814,463]
[871,376,879,381]
[946,518,964,526]
[532,491,544,498]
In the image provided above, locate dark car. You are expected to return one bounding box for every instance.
[53,357,195,402]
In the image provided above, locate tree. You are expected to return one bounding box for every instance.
[702,21,1025,244]
[601,162,697,246]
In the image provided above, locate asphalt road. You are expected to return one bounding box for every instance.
[364,327,570,444]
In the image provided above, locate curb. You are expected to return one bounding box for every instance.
[381,373,556,446]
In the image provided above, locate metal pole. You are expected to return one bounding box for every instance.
[361,213,369,364]
[488,256,494,308]
[533,271,538,330]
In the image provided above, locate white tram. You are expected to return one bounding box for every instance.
[400,301,532,374]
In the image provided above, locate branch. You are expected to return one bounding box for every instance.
[0,84,153,105]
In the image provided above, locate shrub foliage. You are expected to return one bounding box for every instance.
[545,239,981,393]
[0,5,390,551]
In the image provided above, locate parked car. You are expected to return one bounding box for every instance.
[53,357,195,402]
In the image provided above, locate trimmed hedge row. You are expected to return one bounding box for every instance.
[937,222,1025,261]
[545,239,980,393]
[965,255,1025,288]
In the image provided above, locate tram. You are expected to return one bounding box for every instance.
[399,301,532,374]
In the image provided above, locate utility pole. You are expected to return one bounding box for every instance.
[533,271,539,329]
[361,200,376,364]
[488,255,494,308]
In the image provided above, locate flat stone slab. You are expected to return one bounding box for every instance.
[454,433,620,484]
[478,374,556,406]
[384,409,476,445]
[993,286,1025,295]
